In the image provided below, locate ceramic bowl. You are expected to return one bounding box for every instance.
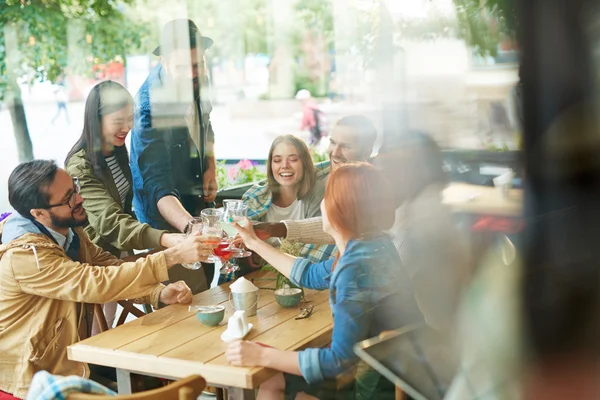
[274,288,303,308]
[196,305,225,326]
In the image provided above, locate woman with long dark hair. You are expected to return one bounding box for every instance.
[65,81,183,256]
[65,81,185,332]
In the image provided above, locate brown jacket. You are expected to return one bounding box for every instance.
[0,220,168,398]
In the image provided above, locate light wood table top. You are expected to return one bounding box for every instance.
[443,183,523,217]
[67,271,332,391]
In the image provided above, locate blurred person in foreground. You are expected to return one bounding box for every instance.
[375,132,470,331]
[130,19,217,293]
[446,104,600,400]
[227,163,422,400]
[0,160,217,399]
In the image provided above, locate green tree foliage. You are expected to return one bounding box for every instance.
[0,0,149,161]
[453,0,517,57]
[293,0,334,97]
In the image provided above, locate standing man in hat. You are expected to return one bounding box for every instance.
[130,19,217,293]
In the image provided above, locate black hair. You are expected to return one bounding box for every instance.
[64,80,132,180]
[8,160,59,219]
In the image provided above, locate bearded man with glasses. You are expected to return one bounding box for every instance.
[0,160,219,399]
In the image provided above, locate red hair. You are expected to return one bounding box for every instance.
[324,163,395,269]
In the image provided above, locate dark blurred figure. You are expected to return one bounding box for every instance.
[376,132,470,332]
[129,19,217,293]
[519,0,600,398]
[448,1,600,398]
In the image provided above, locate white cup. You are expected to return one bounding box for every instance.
[227,310,248,338]
[234,310,248,331]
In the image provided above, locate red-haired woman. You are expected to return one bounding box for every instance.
[227,163,423,399]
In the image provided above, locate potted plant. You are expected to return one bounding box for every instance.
[261,240,304,296]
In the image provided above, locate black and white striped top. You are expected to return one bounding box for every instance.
[105,155,130,205]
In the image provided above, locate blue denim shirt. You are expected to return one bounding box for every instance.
[289,235,423,384]
[130,64,215,229]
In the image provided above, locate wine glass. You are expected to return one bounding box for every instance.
[201,208,224,228]
[200,209,224,264]
[215,239,237,275]
[222,201,252,258]
[181,217,206,270]
[221,200,243,237]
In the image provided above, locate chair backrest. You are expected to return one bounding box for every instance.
[66,375,205,400]
[354,325,457,400]
[93,251,160,333]
[94,300,148,334]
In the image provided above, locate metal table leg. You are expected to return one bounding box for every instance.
[227,388,256,400]
[116,369,133,395]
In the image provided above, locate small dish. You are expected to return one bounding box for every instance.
[221,323,253,343]
[274,287,303,308]
[195,305,225,326]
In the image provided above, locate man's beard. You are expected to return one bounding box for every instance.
[49,211,88,229]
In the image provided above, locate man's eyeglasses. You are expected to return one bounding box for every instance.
[46,177,81,209]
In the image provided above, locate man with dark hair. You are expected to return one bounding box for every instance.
[0,160,217,399]
[328,114,378,169]
[8,159,60,219]
[130,18,217,293]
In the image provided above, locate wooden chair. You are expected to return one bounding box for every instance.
[93,300,148,333]
[66,375,205,400]
[93,250,162,332]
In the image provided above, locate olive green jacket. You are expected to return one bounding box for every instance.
[65,149,166,256]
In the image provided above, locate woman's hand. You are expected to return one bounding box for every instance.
[227,342,302,375]
[233,218,261,251]
[234,219,297,280]
[226,340,267,367]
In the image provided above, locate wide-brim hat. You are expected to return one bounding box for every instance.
[153,18,214,56]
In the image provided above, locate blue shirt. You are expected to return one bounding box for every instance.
[289,235,423,384]
[45,226,74,252]
[130,64,215,229]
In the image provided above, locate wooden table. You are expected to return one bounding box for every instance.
[443,183,523,217]
[67,271,333,399]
